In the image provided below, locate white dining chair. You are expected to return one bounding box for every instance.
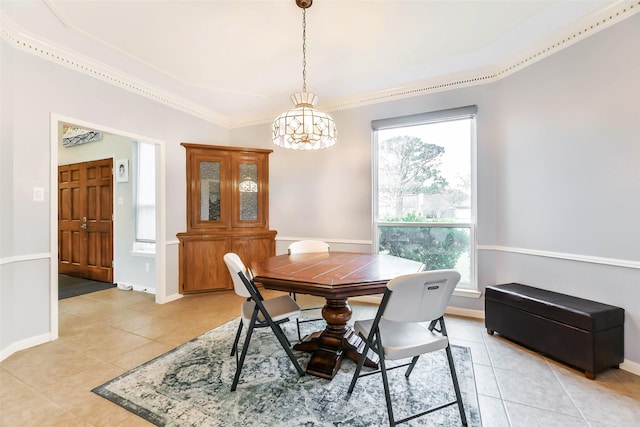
[347,269,467,426]
[223,252,305,391]
[287,240,330,339]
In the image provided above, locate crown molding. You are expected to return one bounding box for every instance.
[2,1,638,129]
[0,12,231,127]
[324,1,640,111]
[229,0,640,128]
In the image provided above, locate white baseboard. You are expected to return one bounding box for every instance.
[445,306,485,319]
[131,284,156,294]
[158,292,183,304]
[0,332,51,363]
[351,295,485,320]
[621,359,640,376]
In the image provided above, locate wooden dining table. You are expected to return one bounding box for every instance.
[251,251,425,380]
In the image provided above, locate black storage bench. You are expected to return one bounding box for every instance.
[485,283,624,379]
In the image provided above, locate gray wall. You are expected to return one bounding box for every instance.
[492,13,640,365]
[2,12,639,370]
[0,40,228,357]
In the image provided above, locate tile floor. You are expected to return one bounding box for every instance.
[1,288,639,426]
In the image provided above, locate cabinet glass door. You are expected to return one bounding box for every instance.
[186,148,230,230]
[238,163,258,221]
[231,153,267,228]
[200,161,221,221]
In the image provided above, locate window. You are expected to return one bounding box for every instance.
[373,106,477,289]
[134,141,156,249]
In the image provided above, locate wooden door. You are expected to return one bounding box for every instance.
[58,159,114,282]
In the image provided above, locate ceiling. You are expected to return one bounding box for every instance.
[1,0,632,127]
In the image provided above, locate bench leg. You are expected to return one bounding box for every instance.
[585,371,596,380]
[487,328,495,335]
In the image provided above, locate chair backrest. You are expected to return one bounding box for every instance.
[287,240,331,254]
[223,253,252,298]
[382,270,461,323]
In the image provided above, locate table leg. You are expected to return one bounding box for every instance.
[293,297,378,379]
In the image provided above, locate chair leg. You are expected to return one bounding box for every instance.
[347,335,372,394]
[378,340,395,427]
[404,355,420,378]
[289,292,303,341]
[445,344,468,426]
[231,317,256,391]
[230,319,243,357]
[296,318,302,341]
[275,322,292,348]
[269,318,305,376]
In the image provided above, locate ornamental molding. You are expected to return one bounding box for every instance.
[2,2,638,129]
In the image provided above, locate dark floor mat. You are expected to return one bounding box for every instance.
[58,274,115,299]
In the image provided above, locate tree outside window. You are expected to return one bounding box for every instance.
[375,113,475,287]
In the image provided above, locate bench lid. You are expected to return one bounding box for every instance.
[486,283,624,331]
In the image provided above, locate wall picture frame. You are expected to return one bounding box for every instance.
[116,159,129,182]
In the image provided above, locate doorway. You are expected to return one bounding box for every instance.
[50,114,167,340]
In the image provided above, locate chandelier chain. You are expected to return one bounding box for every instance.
[302,7,307,93]
[271,0,336,150]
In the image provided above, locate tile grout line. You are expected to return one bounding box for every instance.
[545,358,592,425]
[480,327,513,426]
[483,332,600,424]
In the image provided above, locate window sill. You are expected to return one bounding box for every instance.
[130,250,155,258]
[452,288,481,299]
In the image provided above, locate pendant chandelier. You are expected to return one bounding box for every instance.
[272,0,337,150]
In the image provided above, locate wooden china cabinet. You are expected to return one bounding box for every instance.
[177,143,276,293]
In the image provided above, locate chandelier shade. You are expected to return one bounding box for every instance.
[272,92,337,150]
[272,0,337,150]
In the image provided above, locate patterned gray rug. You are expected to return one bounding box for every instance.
[93,319,482,426]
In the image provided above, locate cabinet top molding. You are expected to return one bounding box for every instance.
[181,142,273,154]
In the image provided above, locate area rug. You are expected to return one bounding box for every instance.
[93,319,482,426]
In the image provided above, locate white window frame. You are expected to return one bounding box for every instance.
[133,141,156,253]
[372,106,479,294]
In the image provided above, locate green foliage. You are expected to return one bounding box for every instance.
[379,213,469,270]
[377,135,468,270]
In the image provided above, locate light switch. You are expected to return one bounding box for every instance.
[33,187,44,202]
[118,196,124,206]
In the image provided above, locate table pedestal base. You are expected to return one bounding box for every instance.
[293,298,379,379]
